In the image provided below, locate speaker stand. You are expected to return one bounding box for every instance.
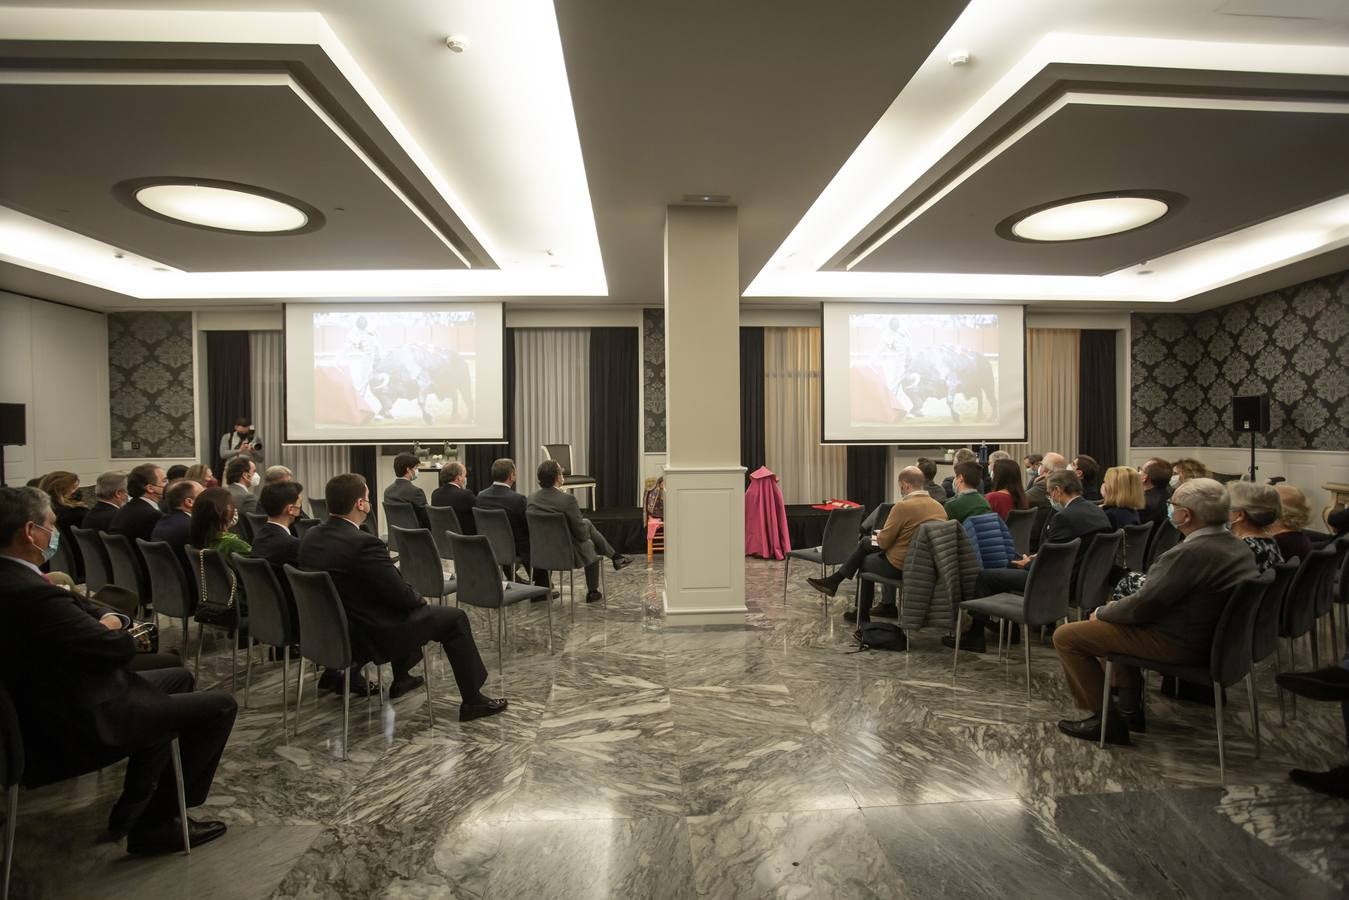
[1248,430,1258,483]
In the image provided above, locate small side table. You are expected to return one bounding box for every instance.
[1322,482,1349,530]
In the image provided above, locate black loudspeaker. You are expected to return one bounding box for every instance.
[1232,395,1269,433]
[0,403,25,445]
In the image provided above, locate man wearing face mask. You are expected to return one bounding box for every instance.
[0,486,239,853]
[110,464,166,545]
[298,474,507,721]
[83,470,130,533]
[944,469,1110,653]
[1052,478,1258,744]
[152,478,203,578]
[1139,459,1171,524]
[218,416,262,473]
[224,456,260,529]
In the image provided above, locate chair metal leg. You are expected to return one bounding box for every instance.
[296,657,306,724]
[181,616,190,664]
[782,556,790,603]
[4,785,17,900]
[230,637,238,694]
[193,623,203,680]
[170,738,190,854]
[1100,659,1114,748]
[496,607,504,676]
[1311,627,1320,670]
[952,608,963,677]
[1214,680,1226,786]
[282,645,291,738]
[569,571,576,621]
[421,648,434,727]
[243,636,254,709]
[341,668,351,762]
[1275,639,1286,726]
[1023,626,1032,704]
[546,589,554,653]
[1246,672,1260,759]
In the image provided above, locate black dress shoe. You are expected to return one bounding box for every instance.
[842,608,857,623]
[611,555,633,571]
[942,632,986,653]
[1057,713,1130,745]
[1277,667,1349,702]
[872,603,899,618]
[1118,706,1147,733]
[1290,765,1349,798]
[126,817,227,855]
[388,674,425,699]
[586,590,604,603]
[806,576,840,598]
[459,697,508,722]
[334,672,377,696]
[105,795,152,839]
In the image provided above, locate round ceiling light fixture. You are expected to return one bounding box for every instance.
[996,191,1183,243]
[115,178,324,235]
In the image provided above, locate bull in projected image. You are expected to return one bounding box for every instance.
[850,313,998,426]
[312,310,475,427]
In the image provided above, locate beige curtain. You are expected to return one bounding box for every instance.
[1002,328,1079,463]
[764,326,847,504]
[514,328,590,488]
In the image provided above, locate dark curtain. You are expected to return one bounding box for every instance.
[206,331,251,469]
[1078,330,1118,468]
[588,327,640,508]
[847,445,888,512]
[465,327,516,493]
[348,445,378,532]
[740,327,766,480]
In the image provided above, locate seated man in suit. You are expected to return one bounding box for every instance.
[83,469,129,532]
[151,478,202,577]
[224,456,259,521]
[0,486,237,853]
[805,466,945,625]
[430,461,476,534]
[527,460,632,603]
[111,463,166,545]
[915,457,948,505]
[944,461,994,523]
[475,458,550,588]
[944,469,1111,653]
[1025,452,1067,509]
[1139,458,1171,524]
[1053,478,1259,744]
[383,452,431,528]
[298,474,506,721]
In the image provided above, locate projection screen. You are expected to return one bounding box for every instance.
[821,302,1026,444]
[284,302,505,443]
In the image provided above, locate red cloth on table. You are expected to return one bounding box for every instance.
[745,466,791,560]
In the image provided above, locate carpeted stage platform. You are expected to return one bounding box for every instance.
[586,504,832,556]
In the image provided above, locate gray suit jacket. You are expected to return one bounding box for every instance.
[1096,526,1258,654]
[226,482,258,518]
[527,486,597,568]
[384,477,430,527]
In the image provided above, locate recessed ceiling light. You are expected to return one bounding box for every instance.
[116,178,323,235]
[998,192,1181,243]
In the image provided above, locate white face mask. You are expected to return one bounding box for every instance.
[249,471,261,487]
[1169,474,1180,489]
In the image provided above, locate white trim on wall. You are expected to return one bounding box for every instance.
[196,310,283,331]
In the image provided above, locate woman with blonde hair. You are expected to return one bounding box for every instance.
[1270,483,1314,562]
[1171,457,1209,487]
[185,463,219,489]
[1099,466,1144,530]
[1227,481,1284,572]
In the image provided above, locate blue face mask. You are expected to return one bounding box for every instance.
[1049,496,1064,512]
[34,523,59,563]
[1166,501,1174,520]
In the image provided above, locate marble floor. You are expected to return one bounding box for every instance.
[6,557,1349,899]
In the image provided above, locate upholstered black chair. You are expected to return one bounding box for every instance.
[1071,530,1123,619]
[307,498,329,522]
[1005,507,1038,557]
[391,525,457,605]
[426,505,463,561]
[99,532,145,605]
[184,546,245,692]
[381,501,420,555]
[528,509,601,617]
[137,539,197,665]
[1121,521,1154,573]
[450,531,552,669]
[70,527,110,594]
[233,556,296,724]
[783,505,865,607]
[474,507,522,579]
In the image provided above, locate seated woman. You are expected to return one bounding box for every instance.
[1270,483,1314,562]
[1172,457,1209,487]
[39,469,88,578]
[1227,481,1284,572]
[190,487,251,564]
[1100,466,1143,530]
[983,458,1028,521]
[185,463,220,489]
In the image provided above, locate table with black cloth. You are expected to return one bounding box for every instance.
[583,504,837,558]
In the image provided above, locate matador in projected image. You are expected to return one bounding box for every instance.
[851,313,999,427]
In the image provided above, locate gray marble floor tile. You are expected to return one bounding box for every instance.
[269,825,438,899]
[485,817,696,899]
[510,739,686,821]
[1219,784,1349,893]
[663,647,783,687]
[823,728,1022,807]
[676,732,855,817]
[539,685,675,744]
[379,818,503,900]
[686,808,903,899]
[669,683,811,739]
[961,722,1160,803]
[553,647,670,692]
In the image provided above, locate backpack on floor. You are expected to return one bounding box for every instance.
[853,622,907,652]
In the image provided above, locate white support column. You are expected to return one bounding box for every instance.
[662,206,746,623]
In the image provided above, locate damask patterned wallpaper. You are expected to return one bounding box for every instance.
[1131,270,1349,451]
[643,307,666,453]
[108,311,197,459]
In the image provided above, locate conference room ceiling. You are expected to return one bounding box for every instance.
[1,0,1349,311]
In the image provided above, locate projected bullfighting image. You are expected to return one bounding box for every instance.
[849,313,998,426]
[312,310,477,427]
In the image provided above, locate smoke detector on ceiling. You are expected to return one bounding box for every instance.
[444,35,470,53]
[681,193,730,204]
[946,50,971,67]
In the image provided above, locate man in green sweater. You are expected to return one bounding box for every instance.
[943,461,991,523]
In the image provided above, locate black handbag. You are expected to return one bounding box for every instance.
[193,549,237,629]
